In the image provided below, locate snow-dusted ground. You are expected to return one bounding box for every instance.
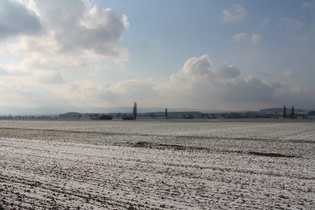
[0,120,314,209]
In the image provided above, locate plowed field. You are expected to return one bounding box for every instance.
[1,120,315,209]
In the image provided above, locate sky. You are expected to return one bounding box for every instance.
[0,0,315,112]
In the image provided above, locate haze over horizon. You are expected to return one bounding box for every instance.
[0,0,314,112]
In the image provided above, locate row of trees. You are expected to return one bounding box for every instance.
[132,103,297,120]
[283,105,295,119]
[123,102,168,120]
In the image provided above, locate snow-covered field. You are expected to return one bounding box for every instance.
[1,119,315,209]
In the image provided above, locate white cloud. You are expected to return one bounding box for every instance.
[251,34,261,43]
[37,72,65,84]
[155,55,315,110]
[2,52,90,77]
[0,75,67,107]
[301,2,315,9]
[156,55,281,110]
[280,71,293,78]
[280,17,304,29]
[261,17,269,27]
[121,14,130,29]
[0,66,10,76]
[232,32,247,42]
[1,2,314,111]
[177,55,213,79]
[232,33,261,44]
[29,0,129,60]
[50,79,157,107]
[0,0,42,40]
[0,54,314,110]
[215,64,240,79]
[222,4,248,23]
[0,0,129,64]
[0,0,131,108]
[0,0,131,107]
[259,71,293,79]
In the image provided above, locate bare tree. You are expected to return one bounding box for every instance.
[165,108,168,119]
[133,102,137,120]
[283,105,287,118]
[291,106,295,118]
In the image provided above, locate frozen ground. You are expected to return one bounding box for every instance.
[0,119,315,209]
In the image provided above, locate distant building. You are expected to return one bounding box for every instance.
[59,112,81,119]
[308,111,315,119]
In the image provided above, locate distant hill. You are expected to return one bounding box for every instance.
[3,106,312,116]
[260,107,306,113]
[0,106,226,115]
[260,108,283,113]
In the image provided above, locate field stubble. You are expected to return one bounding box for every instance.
[0,120,315,209]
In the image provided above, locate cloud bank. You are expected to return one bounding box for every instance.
[0,1,314,111]
[82,55,313,111]
[30,0,129,58]
[1,51,315,111]
[1,0,129,61]
[0,0,42,40]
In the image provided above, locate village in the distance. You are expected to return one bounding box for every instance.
[0,105,314,120]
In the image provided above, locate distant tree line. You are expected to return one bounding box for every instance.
[3,103,313,121]
[98,114,113,120]
[0,115,57,120]
[283,105,296,119]
[121,102,170,120]
[122,102,137,120]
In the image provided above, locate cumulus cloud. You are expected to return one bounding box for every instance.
[0,0,130,108]
[259,71,293,79]
[232,33,261,43]
[215,64,240,79]
[0,0,131,107]
[37,72,65,84]
[0,54,314,110]
[1,0,129,62]
[155,55,315,110]
[0,54,307,109]
[31,0,129,59]
[280,71,293,78]
[0,74,68,107]
[232,32,247,42]
[250,34,261,43]
[222,4,247,23]
[50,79,157,107]
[0,66,10,76]
[0,0,42,40]
[280,17,304,29]
[171,55,240,81]
[177,55,212,79]
[156,55,281,109]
